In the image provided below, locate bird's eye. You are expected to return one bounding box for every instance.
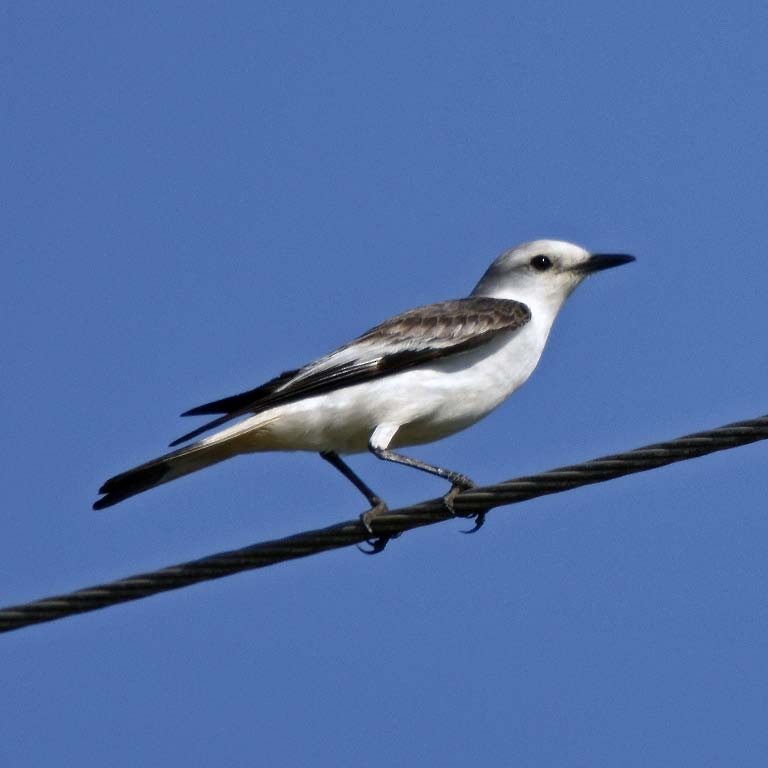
[530,255,553,271]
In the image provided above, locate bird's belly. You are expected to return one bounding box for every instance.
[389,341,540,447]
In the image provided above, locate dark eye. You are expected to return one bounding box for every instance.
[530,255,553,271]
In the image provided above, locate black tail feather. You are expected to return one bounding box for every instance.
[93,463,169,510]
[180,368,300,417]
[168,414,233,447]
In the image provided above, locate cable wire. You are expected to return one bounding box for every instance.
[1,413,766,634]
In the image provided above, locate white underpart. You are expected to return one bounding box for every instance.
[199,268,565,456]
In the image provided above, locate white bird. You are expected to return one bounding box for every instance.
[94,240,634,544]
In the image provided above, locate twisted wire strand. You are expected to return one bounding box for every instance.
[1,413,766,634]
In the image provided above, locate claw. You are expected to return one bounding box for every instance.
[357,537,390,555]
[442,477,486,533]
[442,478,476,516]
[357,500,391,555]
[360,500,388,533]
[460,511,486,534]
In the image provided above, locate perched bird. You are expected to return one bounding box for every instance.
[94,240,634,546]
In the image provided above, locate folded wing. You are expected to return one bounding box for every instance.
[170,297,531,446]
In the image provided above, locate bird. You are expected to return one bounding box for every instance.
[94,239,634,548]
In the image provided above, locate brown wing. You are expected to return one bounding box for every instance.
[170,297,530,446]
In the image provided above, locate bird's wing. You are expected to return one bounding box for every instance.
[169,297,531,446]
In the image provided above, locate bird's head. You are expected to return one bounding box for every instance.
[471,239,635,313]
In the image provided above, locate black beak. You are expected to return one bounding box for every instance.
[576,253,636,274]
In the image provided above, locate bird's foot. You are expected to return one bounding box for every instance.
[459,510,487,534]
[442,475,475,515]
[442,476,486,534]
[357,499,397,555]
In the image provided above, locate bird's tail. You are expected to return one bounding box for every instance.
[93,432,244,510]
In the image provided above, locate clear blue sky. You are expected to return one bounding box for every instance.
[4,2,768,765]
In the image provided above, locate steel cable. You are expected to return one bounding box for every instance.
[1,413,766,634]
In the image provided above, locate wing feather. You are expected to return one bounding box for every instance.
[170,297,530,446]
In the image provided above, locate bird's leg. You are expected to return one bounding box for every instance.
[367,439,476,517]
[319,451,393,554]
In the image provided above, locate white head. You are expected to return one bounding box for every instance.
[471,239,635,315]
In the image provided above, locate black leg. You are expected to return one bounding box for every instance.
[367,444,474,488]
[368,443,475,504]
[368,442,477,518]
[319,450,383,508]
[319,451,392,554]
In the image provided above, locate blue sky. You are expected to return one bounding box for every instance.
[3,1,768,765]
